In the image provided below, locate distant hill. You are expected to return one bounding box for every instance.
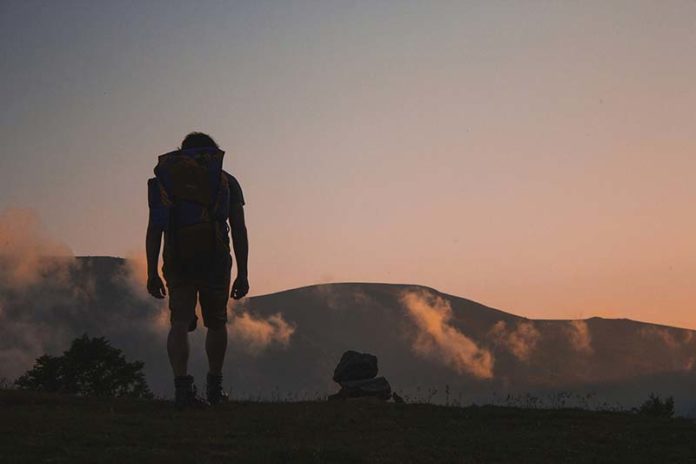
[2,256,695,413]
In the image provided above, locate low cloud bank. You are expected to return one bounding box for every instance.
[229,302,296,353]
[638,326,696,371]
[0,208,88,380]
[567,320,593,354]
[0,208,73,289]
[0,208,296,393]
[400,289,494,379]
[488,320,540,361]
[639,326,681,350]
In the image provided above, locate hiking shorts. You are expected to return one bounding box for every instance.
[168,281,230,330]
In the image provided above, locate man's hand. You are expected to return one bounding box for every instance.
[147,275,167,299]
[231,275,249,300]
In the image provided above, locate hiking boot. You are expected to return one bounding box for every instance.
[174,375,209,410]
[206,372,229,405]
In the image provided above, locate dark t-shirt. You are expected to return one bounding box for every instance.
[148,170,244,287]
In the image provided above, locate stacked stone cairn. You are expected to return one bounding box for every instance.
[328,350,393,401]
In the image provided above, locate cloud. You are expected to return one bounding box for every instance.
[566,320,593,354]
[229,301,296,354]
[638,326,696,372]
[0,208,169,387]
[400,289,493,379]
[111,250,170,329]
[0,208,78,379]
[0,208,74,289]
[311,284,377,312]
[639,326,680,350]
[488,320,540,361]
[113,247,300,355]
[117,250,150,298]
[311,284,345,311]
[0,257,164,382]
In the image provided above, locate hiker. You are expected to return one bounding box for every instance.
[145,132,249,409]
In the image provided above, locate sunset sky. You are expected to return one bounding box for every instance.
[1,1,694,327]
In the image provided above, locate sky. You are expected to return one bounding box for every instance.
[1,1,695,328]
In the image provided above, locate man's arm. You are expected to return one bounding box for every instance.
[229,202,249,299]
[146,221,167,298]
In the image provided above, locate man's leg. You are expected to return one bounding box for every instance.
[200,285,230,404]
[200,285,229,375]
[167,283,197,376]
[167,321,190,376]
[205,325,227,375]
[167,283,207,408]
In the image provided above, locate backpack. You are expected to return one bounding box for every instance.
[154,147,230,263]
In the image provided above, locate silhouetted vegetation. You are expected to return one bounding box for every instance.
[636,393,675,418]
[15,334,152,399]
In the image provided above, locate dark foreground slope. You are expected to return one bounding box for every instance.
[1,390,695,464]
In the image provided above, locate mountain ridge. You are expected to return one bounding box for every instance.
[2,255,694,413]
[73,256,693,331]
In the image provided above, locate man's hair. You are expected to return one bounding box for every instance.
[181,132,219,150]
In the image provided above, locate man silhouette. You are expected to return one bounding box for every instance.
[146,132,249,409]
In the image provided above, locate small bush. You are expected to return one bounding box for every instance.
[637,394,674,418]
[15,334,152,399]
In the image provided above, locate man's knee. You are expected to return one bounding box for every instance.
[199,286,229,330]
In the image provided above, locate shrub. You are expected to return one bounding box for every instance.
[15,334,152,399]
[637,394,674,418]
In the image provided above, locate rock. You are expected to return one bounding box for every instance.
[332,350,378,383]
[328,377,392,401]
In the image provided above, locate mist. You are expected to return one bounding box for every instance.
[400,289,494,379]
[0,208,295,395]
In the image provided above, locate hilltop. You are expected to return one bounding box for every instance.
[1,389,695,463]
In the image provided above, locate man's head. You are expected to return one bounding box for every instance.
[181,132,219,150]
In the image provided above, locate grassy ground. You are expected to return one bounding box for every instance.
[1,389,695,463]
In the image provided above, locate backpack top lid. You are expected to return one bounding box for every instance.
[154,147,225,206]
